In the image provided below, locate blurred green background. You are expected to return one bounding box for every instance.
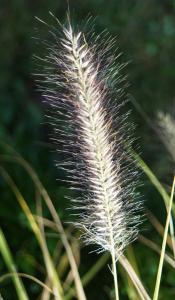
[0,0,175,299]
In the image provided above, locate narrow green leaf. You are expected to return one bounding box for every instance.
[0,229,29,300]
[153,176,175,300]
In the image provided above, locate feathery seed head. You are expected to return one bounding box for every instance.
[157,111,175,163]
[36,17,142,258]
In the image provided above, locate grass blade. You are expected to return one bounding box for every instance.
[0,166,63,300]
[122,246,141,300]
[146,211,173,251]
[119,255,151,300]
[65,253,109,300]
[132,151,175,258]
[0,150,86,300]
[0,229,29,300]
[139,235,175,269]
[153,176,175,300]
[0,272,56,296]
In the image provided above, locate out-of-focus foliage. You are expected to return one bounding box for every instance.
[0,0,175,299]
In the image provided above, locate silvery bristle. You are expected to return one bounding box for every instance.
[36,17,142,258]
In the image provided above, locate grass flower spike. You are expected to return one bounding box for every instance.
[157,111,175,163]
[37,15,142,299]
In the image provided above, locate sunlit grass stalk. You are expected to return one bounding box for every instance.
[129,99,175,259]
[147,211,173,250]
[119,255,151,300]
[139,234,175,269]
[132,151,175,258]
[0,272,54,296]
[0,166,63,300]
[119,246,141,300]
[153,176,175,300]
[0,147,86,300]
[0,229,29,300]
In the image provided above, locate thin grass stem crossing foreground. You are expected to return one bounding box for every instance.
[153,176,175,300]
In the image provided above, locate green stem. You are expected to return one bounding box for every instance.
[153,176,175,300]
[111,250,119,300]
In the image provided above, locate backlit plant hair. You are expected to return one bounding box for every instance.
[157,111,175,163]
[36,15,142,299]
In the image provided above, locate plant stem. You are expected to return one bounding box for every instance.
[153,176,175,300]
[111,250,119,300]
